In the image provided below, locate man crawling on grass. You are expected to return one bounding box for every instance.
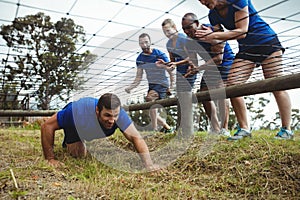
[41,93,158,171]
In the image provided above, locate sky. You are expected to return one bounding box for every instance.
[0,0,299,126]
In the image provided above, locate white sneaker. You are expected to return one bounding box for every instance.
[219,128,231,137]
[274,127,294,140]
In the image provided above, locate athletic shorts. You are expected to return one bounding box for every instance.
[235,37,285,65]
[148,83,168,99]
[176,73,197,92]
[200,65,231,88]
[57,102,82,147]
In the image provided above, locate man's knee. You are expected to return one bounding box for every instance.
[66,141,87,158]
[146,90,159,102]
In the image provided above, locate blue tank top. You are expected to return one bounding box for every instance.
[208,0,277,51]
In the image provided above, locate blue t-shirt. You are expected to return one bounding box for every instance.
[208,0,277,51]
[166,33,190,75]
[136,48,170,87]
[57,97,132,141]
[186,24,234,67]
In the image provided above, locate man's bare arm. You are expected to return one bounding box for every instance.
[122,123,158,170]
[125,68,143,93]
[41,114,62,166]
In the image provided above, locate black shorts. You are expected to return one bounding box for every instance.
[200,65,231,88]
[176,73,197,92]
[148,84,168,99]
[57,102,82,148]
[235,37,285,65]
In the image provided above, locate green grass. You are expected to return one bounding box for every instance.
[0,128,299,199]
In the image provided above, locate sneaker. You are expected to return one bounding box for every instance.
[219,128,231,137]
[274,127,294,140]
[227,127,251,141]
[159,127,166,133]
[166,127,176,134]
[160,127,175,134]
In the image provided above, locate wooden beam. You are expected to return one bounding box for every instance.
[0,73,299,116]
[125,73,300,111]
[0,110,57,117]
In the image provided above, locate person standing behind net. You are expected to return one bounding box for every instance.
[158,18,196,136]
[182,13,234,136]
[125,33,175,133]
[196,0,293,140]
[160,18,197,91]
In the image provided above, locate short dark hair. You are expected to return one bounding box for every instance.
[97,93,121,112]
[162,18,176,27]
[182,12,199,24]
[139,33,151,41]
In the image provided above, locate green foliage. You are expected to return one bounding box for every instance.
[265,108,300,130]
[291,109,300,130]
[194,103,209,131]
[0,84,19,109]
[128,98,177,131]
[0,12,97,109]
[245,96,270,129]
[164,106,176,128]
[129,109,151,131]
[228,108,237,130]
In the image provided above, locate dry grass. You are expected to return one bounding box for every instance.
[0,128,299,199]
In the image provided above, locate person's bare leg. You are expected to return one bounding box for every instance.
[200,84,220,132]
[156,115,170,130]
[149,108,158,130]
[216,78,229,130]
[177,91,193,137]
[227,59,255,131]
[218,99,229,130]
[272,91,292,129]
[146,90,160,131]
[203,100,220,132]
[262,51,292,131]
[230,97,249,130]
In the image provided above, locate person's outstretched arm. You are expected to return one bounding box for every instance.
[195,6,249,42]
[41,113,63,167]
[122,123,159,171]
[125,68,143,93]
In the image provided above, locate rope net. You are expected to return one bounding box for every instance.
[0,0,299,110]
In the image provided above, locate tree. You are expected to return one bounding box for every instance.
[0,84,19,110]
[128,99,151,131]
[244,96,270,129]
[194,103,208,131]
[223,96,270,131]
[0,12,96,109]
[266,109,300,131]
